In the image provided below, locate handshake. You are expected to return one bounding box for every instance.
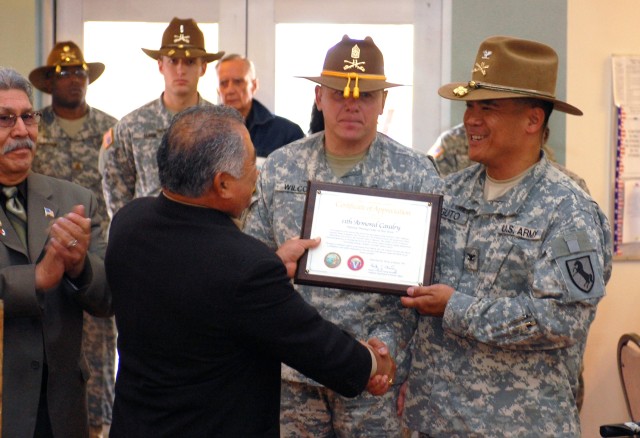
[277,238,397,396]
[362,338,397,396]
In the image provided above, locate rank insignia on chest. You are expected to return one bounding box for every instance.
[464,247,479,272]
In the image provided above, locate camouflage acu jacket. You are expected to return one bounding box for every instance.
[101,94,212,217]
[404,156,613,437]
[244,132,442,385]
[34,105,116,238]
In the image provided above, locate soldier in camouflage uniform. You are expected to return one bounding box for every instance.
[29,41,117,438]
[428,122,591,195]
[427,123,473,177]
[244,35,441,437]
[427,119,591,414]
[400,36,613,437]
[101,18,223,217]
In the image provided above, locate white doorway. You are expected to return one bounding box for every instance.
[54,0,447,152]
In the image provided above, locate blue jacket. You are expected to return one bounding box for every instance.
[246,99,304,157]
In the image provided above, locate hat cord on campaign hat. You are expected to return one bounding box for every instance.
[453,80,557,99]
[321,71,387,98]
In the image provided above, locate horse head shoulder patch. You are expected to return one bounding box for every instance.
[565,256,594,293]
[551,231,605,302]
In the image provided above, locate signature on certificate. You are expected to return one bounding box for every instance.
[370,263,398,274]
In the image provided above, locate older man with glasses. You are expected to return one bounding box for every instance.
[0,66,110,438]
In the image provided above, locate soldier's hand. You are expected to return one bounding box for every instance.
[400,284,454,316]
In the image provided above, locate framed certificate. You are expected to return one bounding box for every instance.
[294,181,442,296]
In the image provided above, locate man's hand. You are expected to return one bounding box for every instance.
[47,205,91,279]
[400,284,454,316]
[35,240,65,290]
[276,237,320,278]
[364,337,396,396]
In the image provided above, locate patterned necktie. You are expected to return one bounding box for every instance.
[2,186,27,245]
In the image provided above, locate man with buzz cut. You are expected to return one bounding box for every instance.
[101,17,224,218]
[244,35,441,437]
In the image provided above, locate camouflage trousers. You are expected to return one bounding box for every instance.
[280,380,403,438]
[82,312,117,427]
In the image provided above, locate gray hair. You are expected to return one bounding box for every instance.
[157,105,248,197]
[215,54,256,79]
[0,67,34,104]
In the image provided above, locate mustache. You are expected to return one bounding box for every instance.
[2,139,35,155]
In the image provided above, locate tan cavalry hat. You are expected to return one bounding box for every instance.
[142,17,224,63]
[29,41,105,94]
[439,35,582,116]
[302,34,402,98]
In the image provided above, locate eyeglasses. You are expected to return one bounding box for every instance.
[0,112,42,128]
[56,69,88,79]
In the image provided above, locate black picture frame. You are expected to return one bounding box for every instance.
[294,181,442,296]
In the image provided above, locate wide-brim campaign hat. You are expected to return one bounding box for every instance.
[142,17,224,63]
[301,35,402,98]
[28,41,105,94]
[438,35,582,116]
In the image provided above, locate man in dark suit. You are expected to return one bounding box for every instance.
[105,104,395,437]
[0,66,111,437]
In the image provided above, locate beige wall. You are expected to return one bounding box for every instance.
[0,0,51,108]
[449,0,569,162]
[0,0,37,78]
[568,1,640,436]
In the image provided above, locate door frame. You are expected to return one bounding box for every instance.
[53,0,450,152]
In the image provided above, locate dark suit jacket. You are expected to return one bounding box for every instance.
[106,194,372,437]
[0,172,111,438]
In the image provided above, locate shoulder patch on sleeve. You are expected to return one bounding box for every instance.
[556,253,605,302]
[565,256,596,293]
[428,143,444,159]
[102,128,113,149]
[551,231,604,302]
